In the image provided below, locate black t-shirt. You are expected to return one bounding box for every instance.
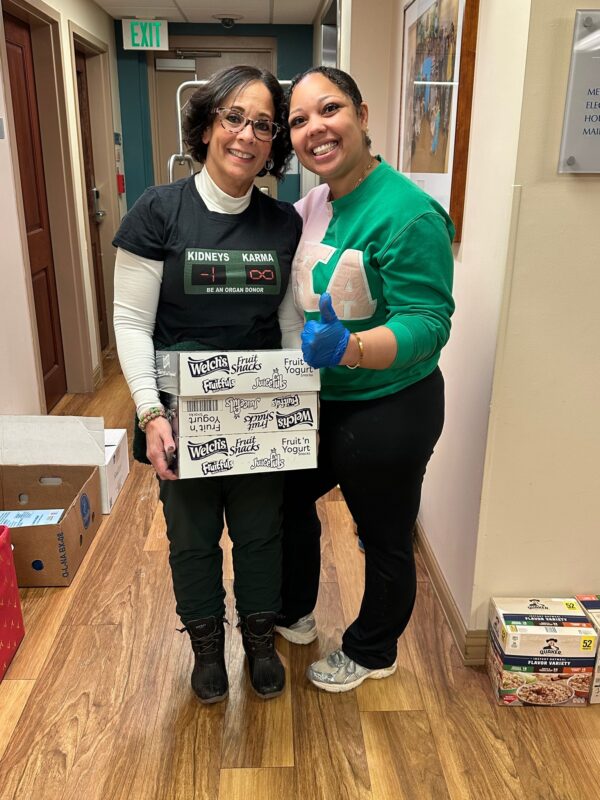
[113,176,302,351]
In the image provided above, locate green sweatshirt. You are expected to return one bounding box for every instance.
[293,158,455,401]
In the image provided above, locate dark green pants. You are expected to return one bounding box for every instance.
[159,472,284,623]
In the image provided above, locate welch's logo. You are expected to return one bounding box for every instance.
[276,408,314,430]
[187,354,230,378]
[187,437,229,461]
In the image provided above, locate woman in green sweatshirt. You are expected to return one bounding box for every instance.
[275,67,455,692]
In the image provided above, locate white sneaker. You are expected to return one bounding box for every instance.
[275,614,318,644]
[307,648,397,692]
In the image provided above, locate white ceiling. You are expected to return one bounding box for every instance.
[95,0,324,25]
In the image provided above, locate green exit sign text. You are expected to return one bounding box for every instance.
[122,19,169,50]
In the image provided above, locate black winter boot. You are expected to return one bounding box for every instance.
[183,616,228,704]
[238,612,285,699]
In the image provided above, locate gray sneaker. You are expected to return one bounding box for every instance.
[307,648,397,692]
[275,614,318,644]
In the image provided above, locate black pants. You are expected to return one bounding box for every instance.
[280,368,445,669]
[159,472,284,624]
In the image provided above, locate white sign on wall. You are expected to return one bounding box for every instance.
[558,10,600,173]
[122,19,169,51]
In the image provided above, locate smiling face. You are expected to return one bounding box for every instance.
[202,80,274,197]
[288,72,370,198]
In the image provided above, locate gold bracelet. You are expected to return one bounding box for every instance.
[346,333,364,369]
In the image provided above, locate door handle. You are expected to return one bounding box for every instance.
[92,187,106,222]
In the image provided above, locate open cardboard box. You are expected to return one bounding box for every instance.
[0,416,128,513]
[0,464,102,587]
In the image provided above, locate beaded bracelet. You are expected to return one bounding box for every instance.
[138,406,169,432]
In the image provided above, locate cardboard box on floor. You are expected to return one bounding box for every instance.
[0,416,129,514]
[0,465,102,586]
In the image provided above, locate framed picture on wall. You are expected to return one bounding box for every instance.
[398,0,479,241]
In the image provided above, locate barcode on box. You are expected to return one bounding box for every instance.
[545,626,558,633]
[185,399,219,412]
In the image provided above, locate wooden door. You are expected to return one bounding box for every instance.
[3,12,67,410]
[75,50,108,350]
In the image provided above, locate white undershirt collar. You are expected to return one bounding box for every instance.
[196,166,252,214]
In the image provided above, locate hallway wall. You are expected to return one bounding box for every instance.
[0,0,122,410]
[418,0,532,624]
[411,0,600,632]
[471,0,600,626]
[346,0,396,161]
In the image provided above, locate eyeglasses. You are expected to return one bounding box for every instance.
[213,107,281,142]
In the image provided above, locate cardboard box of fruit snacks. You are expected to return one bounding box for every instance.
[487,597,597,706]
[576,595,600,704]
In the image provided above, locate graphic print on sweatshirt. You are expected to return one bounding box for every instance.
[293,241,377,320]
[184,248,281,295]
[292,185,377,321]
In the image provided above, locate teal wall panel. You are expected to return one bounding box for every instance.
[278,174,300,204]
[114,22,155,208]
[115,23,313,207]
[168,24,313,80]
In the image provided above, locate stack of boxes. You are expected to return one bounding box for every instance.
[487,597,598,706]
[156,350,320,478]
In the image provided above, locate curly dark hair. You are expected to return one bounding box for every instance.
[287,66,372,148]
[183,65,293,181]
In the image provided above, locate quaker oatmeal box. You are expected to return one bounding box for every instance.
[576,595,600,704]
[487,597,597,706]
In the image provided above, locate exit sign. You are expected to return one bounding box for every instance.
[122,19,169,50]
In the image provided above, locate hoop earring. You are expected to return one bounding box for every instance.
[265,158,274,172]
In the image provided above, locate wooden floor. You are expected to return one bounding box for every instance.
[1,351,600,799]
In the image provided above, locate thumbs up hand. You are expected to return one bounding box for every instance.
[301,293,350,368]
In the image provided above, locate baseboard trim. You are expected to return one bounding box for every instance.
[93,363,103,389]
[415,521,487,666]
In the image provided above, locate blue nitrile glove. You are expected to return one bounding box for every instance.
[301,293,350,368]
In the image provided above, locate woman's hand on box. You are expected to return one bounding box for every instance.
[145,416,178,480]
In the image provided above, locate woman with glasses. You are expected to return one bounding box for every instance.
[274,67,454,692]
[113,66,302,704]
